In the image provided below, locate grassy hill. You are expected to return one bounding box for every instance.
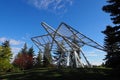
[0,67,115,80]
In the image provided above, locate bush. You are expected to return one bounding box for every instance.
[8,66,21,72]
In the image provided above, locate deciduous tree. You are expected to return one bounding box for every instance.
[13,43,35,70]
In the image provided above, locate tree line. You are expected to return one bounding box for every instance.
[0,41,52,72]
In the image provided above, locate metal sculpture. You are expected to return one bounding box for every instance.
[31,22,104,68]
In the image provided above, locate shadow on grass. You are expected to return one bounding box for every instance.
[0,68,114,80]
[0,68,62,80]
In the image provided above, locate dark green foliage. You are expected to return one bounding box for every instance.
[21,43,28,54]
[102,1,120,79]
[102,26,120,68]
[43,43,52,67]
[35,51,42,67]
[43,55,50,67]
[102,0,120,24]
[28,46,34,56]
[2,40,10,47]
[102,0,120,69]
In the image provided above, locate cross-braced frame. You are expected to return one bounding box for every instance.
[31,22,104,68]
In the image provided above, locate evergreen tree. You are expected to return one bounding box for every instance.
[21,43,27,54]
[0,41,13,72]
[102,26,120,68]
[43,43,52,67]
[102,0,120,68]
[53,41,66,68]
[36,51,42,67]
[102,0,120,24]
[2,40,10,47]
[27,46,35,68]
[28,46,34,56]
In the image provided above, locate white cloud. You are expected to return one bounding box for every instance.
[0,37,7,42]
[91,61,103,66]
[11,47,21,62]
[0,37,24,46]
[32,0,53,9]
[27,0,73,14]
[11,47,21,54]
[10,39,24,45]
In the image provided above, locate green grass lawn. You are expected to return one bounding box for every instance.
[0,67,116,80]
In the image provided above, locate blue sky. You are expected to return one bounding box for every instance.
[0,0,113,65]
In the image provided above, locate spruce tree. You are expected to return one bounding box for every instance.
[21,43,27,54]
[102,0,120,68]
[36,51,42,67]
[43,43,52,67]
[53,41,66,68]
[28,46,34,56]
[102,26,120,68]
[102,0,120,24]
[27,46,35,68]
